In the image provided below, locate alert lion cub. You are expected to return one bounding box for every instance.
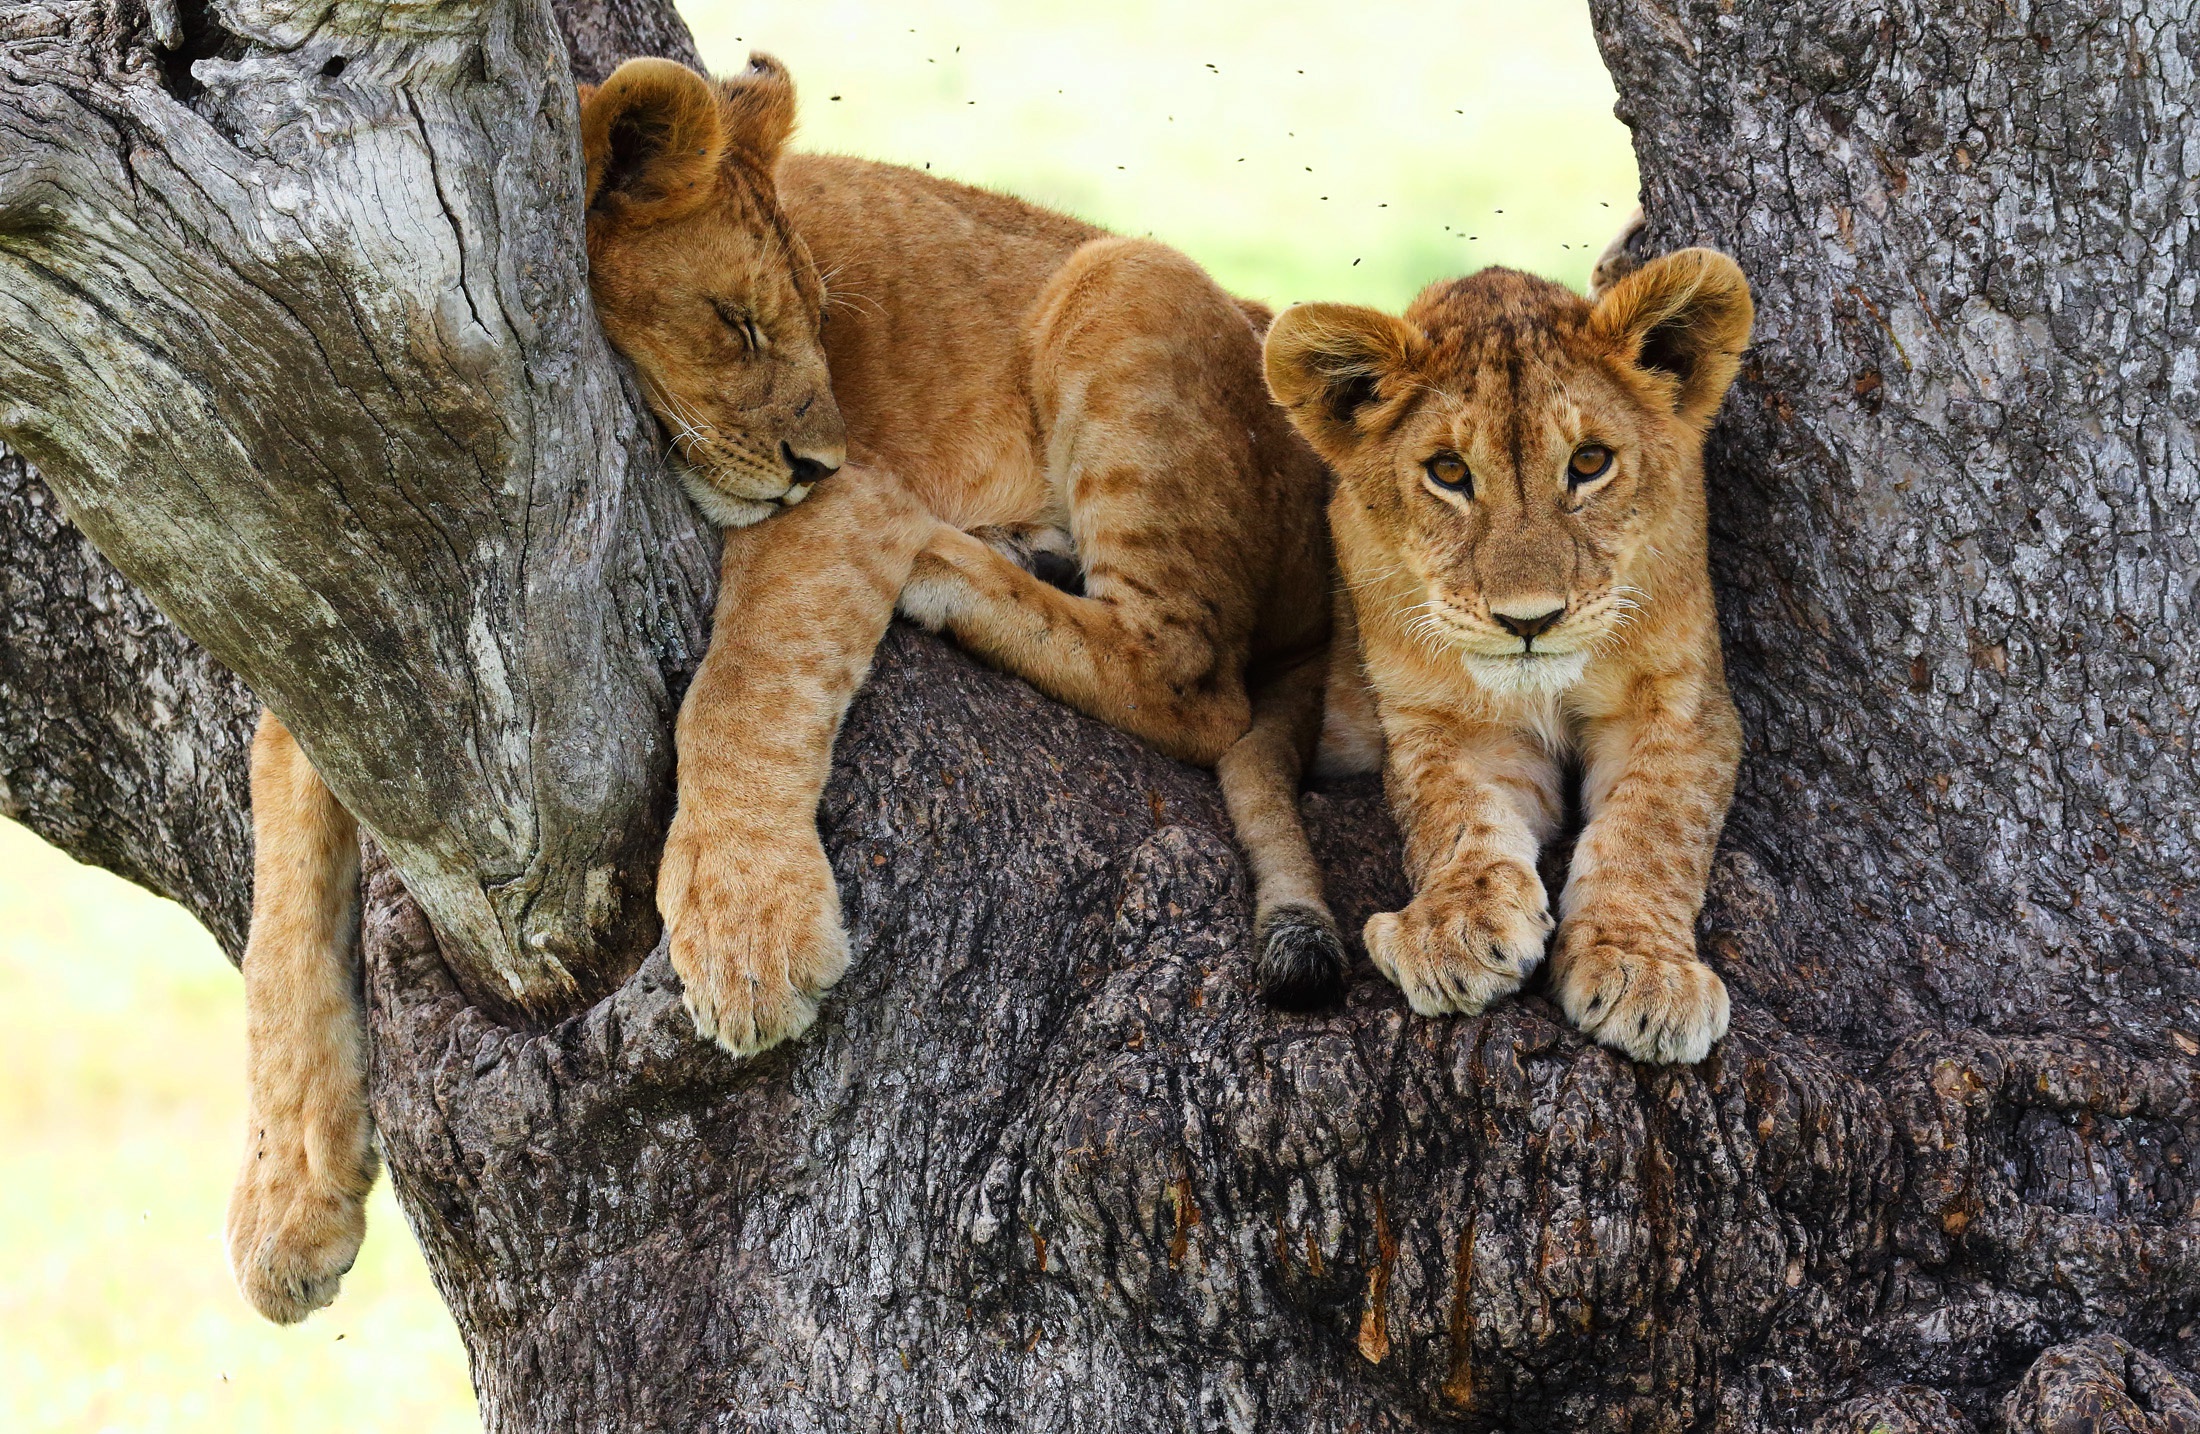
[225,55,1345,1320]
[1264,251,1751,1064]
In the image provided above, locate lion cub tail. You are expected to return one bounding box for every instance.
[1217,652,1347,1010]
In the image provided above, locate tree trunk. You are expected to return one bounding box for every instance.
[0,0,718,1013]
[0,436,257,952]
[3,1,2195,1431]
[0,0,698,965]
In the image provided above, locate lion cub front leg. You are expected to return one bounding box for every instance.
[660,467,931,1057]
[1552,689,1741,1065]
[228,711,377,1323]
[1368,717,1563,1017]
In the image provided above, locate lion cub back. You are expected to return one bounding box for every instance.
[772,156,1098,507]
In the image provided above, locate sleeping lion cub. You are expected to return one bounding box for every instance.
[1264,250,1752,1065]
[224,55,1345,1321]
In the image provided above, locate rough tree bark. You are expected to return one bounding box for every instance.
[1,1,2194,1431]
[0,0,717,1013]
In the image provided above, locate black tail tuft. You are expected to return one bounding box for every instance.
[1257,905,1347,1012]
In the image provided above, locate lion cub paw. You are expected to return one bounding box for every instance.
[1554,923,1729,1065]
[1366,858,1553,1019]
[659,821,850,1059]
[226,1122,377,1324]
[1256,903,1348,1011]
[894,524,977,634]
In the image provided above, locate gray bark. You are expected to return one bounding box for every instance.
[2,0,2196,1430]
[0,436,256,953]
[0,0,717,1012]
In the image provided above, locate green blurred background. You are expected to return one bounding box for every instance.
[0,3,1633,1428]
[684,0,1637,306]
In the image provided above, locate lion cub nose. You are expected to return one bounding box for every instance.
[780,440,844,487]
[1491,600,1566,640]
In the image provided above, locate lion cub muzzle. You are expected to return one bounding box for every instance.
[1489,598,1565,642]
[677,434,845,530]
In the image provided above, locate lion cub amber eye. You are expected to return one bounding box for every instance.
[1568,444,1615,486]
[1424,452,1473,494]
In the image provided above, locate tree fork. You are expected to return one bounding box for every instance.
[2,0,2195,1428]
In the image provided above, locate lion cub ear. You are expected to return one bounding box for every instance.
[580,58,727,212]
[718,52,797,168]
[1589,247,1754,428]
[1263,303,1423,458]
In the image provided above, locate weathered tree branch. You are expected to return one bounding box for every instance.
[0,0,714,965]
[3,0,2194,1428]
[0,436,255,952]
[0,0,716,1010]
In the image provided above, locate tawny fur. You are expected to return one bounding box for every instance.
[227,711,376,1323]
[1264,248,1753,1065]
[577,55,1344,1039]
[228,53,1346,1318]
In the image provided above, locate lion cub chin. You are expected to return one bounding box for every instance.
[1264,249,1753,1066]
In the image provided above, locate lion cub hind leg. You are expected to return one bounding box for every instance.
[906,523,1347,1005]
[228,710,377,1324]
[896,236,1348,1003]
[1218,654,1346,1009]
[898,236,1275,766]
[1367,718,1564,1018]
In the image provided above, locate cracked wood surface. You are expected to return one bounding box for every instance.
[2,0,2195,1428]
[0,0,716,1009]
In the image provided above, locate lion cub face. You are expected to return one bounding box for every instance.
[1266,254,1751,696]
[580,57,846,528]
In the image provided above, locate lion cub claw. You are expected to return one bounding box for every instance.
[226,1128,376,1325]
[1554,923,1729,1066]
[659,821,849,1059]
[1365,858,1553,1019]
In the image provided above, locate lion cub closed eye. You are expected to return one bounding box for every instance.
[1263,250,1752,1065]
